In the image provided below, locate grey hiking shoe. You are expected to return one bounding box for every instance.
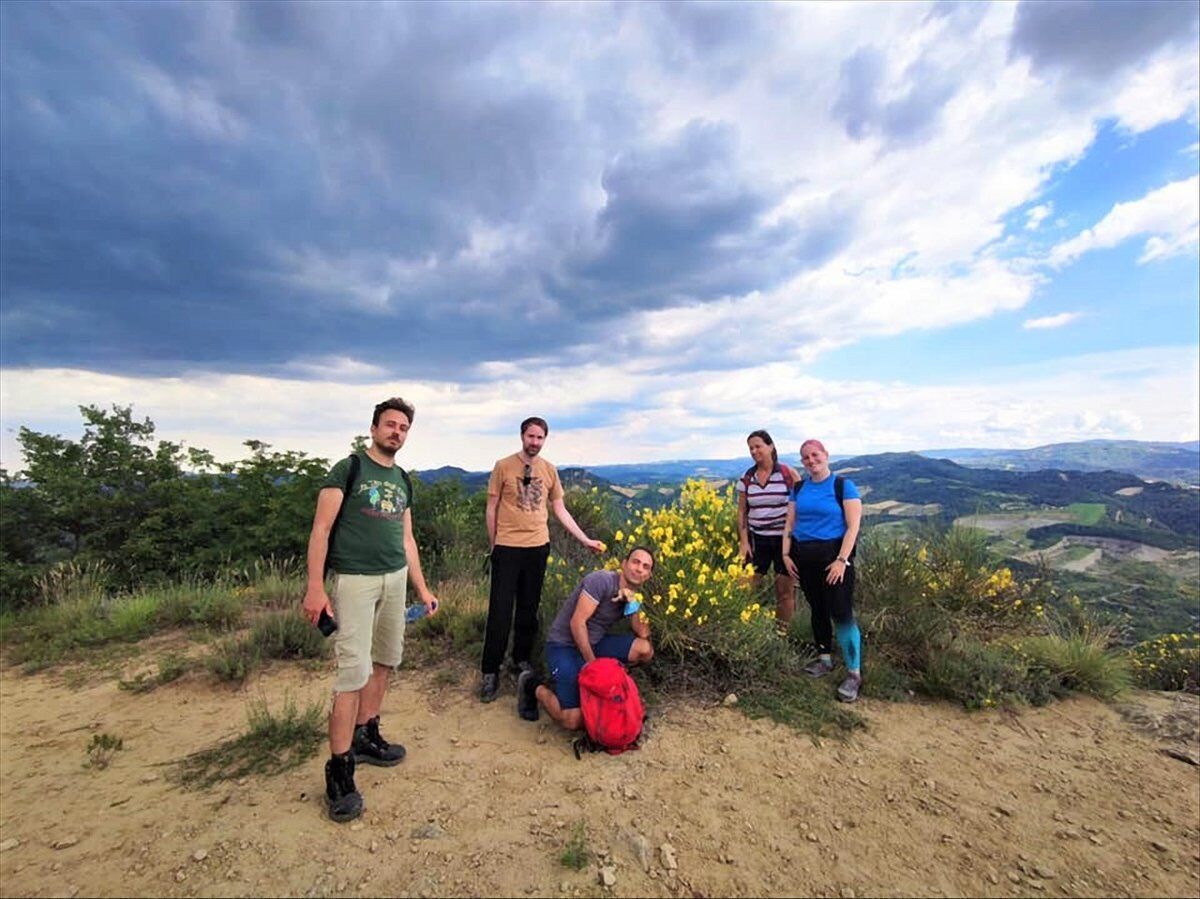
[837,674,862,703]
[804,657,834,678]
[480,672,500,703]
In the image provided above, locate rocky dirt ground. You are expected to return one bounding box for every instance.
[1,648,1199,899]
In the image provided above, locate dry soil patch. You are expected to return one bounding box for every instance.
[2,661,1199,898]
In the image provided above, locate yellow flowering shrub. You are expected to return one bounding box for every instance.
[859,528,1047,638]
[1129,632,1200,692]
[614,480,775,665]
[544,480,784,684]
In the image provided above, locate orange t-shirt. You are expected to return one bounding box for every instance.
[488,453,563,547]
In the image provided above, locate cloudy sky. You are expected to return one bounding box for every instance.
[1,0,1197,471]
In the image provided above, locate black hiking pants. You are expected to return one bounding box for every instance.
[482,543,550,674]
[789,538,855,655]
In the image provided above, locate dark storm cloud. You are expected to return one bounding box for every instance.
[1010,0,1200,78]
[0,1,840,380]
[648,0,776,87]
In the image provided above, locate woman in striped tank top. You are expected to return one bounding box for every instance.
[735,430,799,627]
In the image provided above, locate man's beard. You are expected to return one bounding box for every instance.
[373,439,399,458]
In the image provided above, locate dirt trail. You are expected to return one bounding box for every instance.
[1,655,1198,899]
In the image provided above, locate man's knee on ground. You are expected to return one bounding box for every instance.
[630,638,653,665]
[561,708,584,731]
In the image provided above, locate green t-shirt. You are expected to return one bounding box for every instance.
[322,453,410,575]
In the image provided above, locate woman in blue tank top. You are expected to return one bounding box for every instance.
[782,438,864,702]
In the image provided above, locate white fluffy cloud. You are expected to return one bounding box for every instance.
[1049,176,1200,267]
[3,346,1196,471]
[1023,312,1082,330]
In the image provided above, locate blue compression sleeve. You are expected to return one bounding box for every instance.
[835,619,861,673]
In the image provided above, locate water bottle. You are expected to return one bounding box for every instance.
[405,603,428,623]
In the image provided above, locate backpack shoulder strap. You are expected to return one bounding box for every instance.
[834,475,845,509]
[573,734,602,760]
[740,465,756,489]
[399,466,413,508]
[780,464,798,490]
[324,454,361,577]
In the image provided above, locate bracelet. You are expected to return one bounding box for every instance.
[836,556,849,564]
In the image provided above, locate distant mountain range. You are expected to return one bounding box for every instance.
[415,439,1199,489]
[831,451,1198,539]
[413,442,1200,637]
[919,440,1199,485]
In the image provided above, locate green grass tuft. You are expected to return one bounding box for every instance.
[119,651,192,693]
[172,693,326,788]
[739,672,865,739]
[154,582,245,629]
[206,611,328,684]
[559,821,591,871]
[1018,632,1132,699]
[85,732,124,769]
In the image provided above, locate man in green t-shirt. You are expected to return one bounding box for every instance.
[302,397,439,823]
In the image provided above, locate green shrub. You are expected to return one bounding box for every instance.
[406,577,490,662]
[919,640,1060,709]
[206,612,327,684]
[207,636,259,684]
[154,582,244,629]
[85,732,124,769]
[1017,626,1132,700]
[247,611,328,661]
[106,593,162,641]
[228,556,306,609]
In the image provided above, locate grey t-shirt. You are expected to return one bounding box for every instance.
[546,570,633,647]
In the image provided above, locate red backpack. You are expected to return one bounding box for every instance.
[574,658,645,758]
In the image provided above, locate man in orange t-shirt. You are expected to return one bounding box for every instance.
[480,416,604,702]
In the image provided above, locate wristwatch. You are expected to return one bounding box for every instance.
[836,556,850,566]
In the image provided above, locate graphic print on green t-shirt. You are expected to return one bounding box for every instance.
[322,453,410,575]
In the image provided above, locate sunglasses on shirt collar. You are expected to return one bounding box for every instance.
[522,464,532,487]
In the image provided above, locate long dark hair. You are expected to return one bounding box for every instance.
[747,429,778,464]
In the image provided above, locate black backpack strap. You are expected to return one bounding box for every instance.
[324,454,361,578]
[795,475,844,508]
[573,735,601,760]
[399,466,413,510]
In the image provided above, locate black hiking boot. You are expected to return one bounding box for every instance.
[517,668,541,722]
[352,716,406,767]
[324,752,363,823]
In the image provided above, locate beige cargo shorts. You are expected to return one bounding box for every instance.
[331,568,407,693]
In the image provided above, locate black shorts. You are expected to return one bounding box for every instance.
[748,533,788,576]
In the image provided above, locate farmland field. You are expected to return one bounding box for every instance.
[1069,502,1107,525]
